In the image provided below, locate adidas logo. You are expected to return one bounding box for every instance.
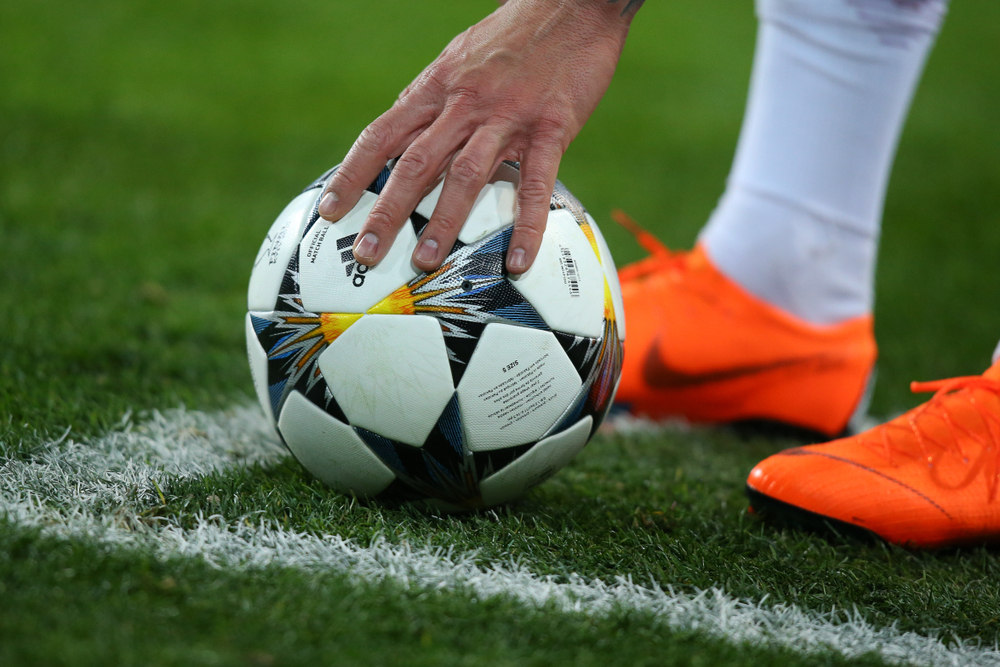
[336,233,369,287]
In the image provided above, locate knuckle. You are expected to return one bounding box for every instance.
[449,87,482,113]
[534,115,563,134]
[421,64,451,93]
[429,214,463,236]
[512,221,545,247]
[331,160,363,190]
[365,205,402,234]
[394,145,434,180]
[356,121,392,155]
[448,155,485,186]
[412,102,441,128]
[517,177,553,205]
[532,112,571,146]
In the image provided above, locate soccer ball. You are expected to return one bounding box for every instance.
[246,161,625,510]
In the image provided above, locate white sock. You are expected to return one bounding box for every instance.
[699,0,948,325]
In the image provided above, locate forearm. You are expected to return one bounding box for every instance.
[497,0,644,26]
[486,0,638,70]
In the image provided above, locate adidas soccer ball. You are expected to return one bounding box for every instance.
[246,162,625,510]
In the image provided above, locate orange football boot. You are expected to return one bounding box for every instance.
[614,212,877,437]
[747,361,1000,548]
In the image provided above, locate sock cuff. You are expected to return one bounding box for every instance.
[757,0,949,43]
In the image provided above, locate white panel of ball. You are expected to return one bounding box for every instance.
[508,209,605,339]
[278,390,396,496]
[299,190,419,315]
[457,323,581,452]
[248,189,316,311]
[479,416,592,507]
[415,181,516,246]
[489,162,520,187]
[319,314,455,447]
[457,182,516,245]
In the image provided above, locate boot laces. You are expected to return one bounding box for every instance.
[864,371,1000,499]
[611,210,687,282]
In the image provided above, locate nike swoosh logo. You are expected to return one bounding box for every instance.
[643,338,840,389]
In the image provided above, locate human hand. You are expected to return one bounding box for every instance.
[317,0,639,274]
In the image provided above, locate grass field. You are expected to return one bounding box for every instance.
[2,0,1000,665]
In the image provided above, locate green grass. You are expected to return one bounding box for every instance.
[158,428,1000,643]
[2,0,1000,665]
[0,524,890,667]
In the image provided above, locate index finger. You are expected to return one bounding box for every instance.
[319,105,435,222]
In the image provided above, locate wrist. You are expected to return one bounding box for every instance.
[501,0,635,43]
[559,0,636,52]
[569,0,644,25]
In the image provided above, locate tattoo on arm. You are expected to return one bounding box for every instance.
[607,0,645,17]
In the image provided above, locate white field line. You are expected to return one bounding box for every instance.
[1,407,998,667]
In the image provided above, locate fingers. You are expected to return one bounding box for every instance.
[411,128,505,271]
[507,141,562,274]
[322,112,561,276]
[351,118,470,265]
[319,106,434,223]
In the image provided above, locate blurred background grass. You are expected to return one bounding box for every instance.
[1,0,998,446]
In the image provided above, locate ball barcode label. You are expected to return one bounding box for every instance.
[558,246,580,297]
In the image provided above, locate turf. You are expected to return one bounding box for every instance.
[154,428,1000,644]
[2,0,1000,665]
[0,524,892,667]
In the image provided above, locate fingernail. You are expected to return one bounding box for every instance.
[414,238,438,264]
[353,232,379,261]
[508,247,527,274]
[318,191,338,219]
